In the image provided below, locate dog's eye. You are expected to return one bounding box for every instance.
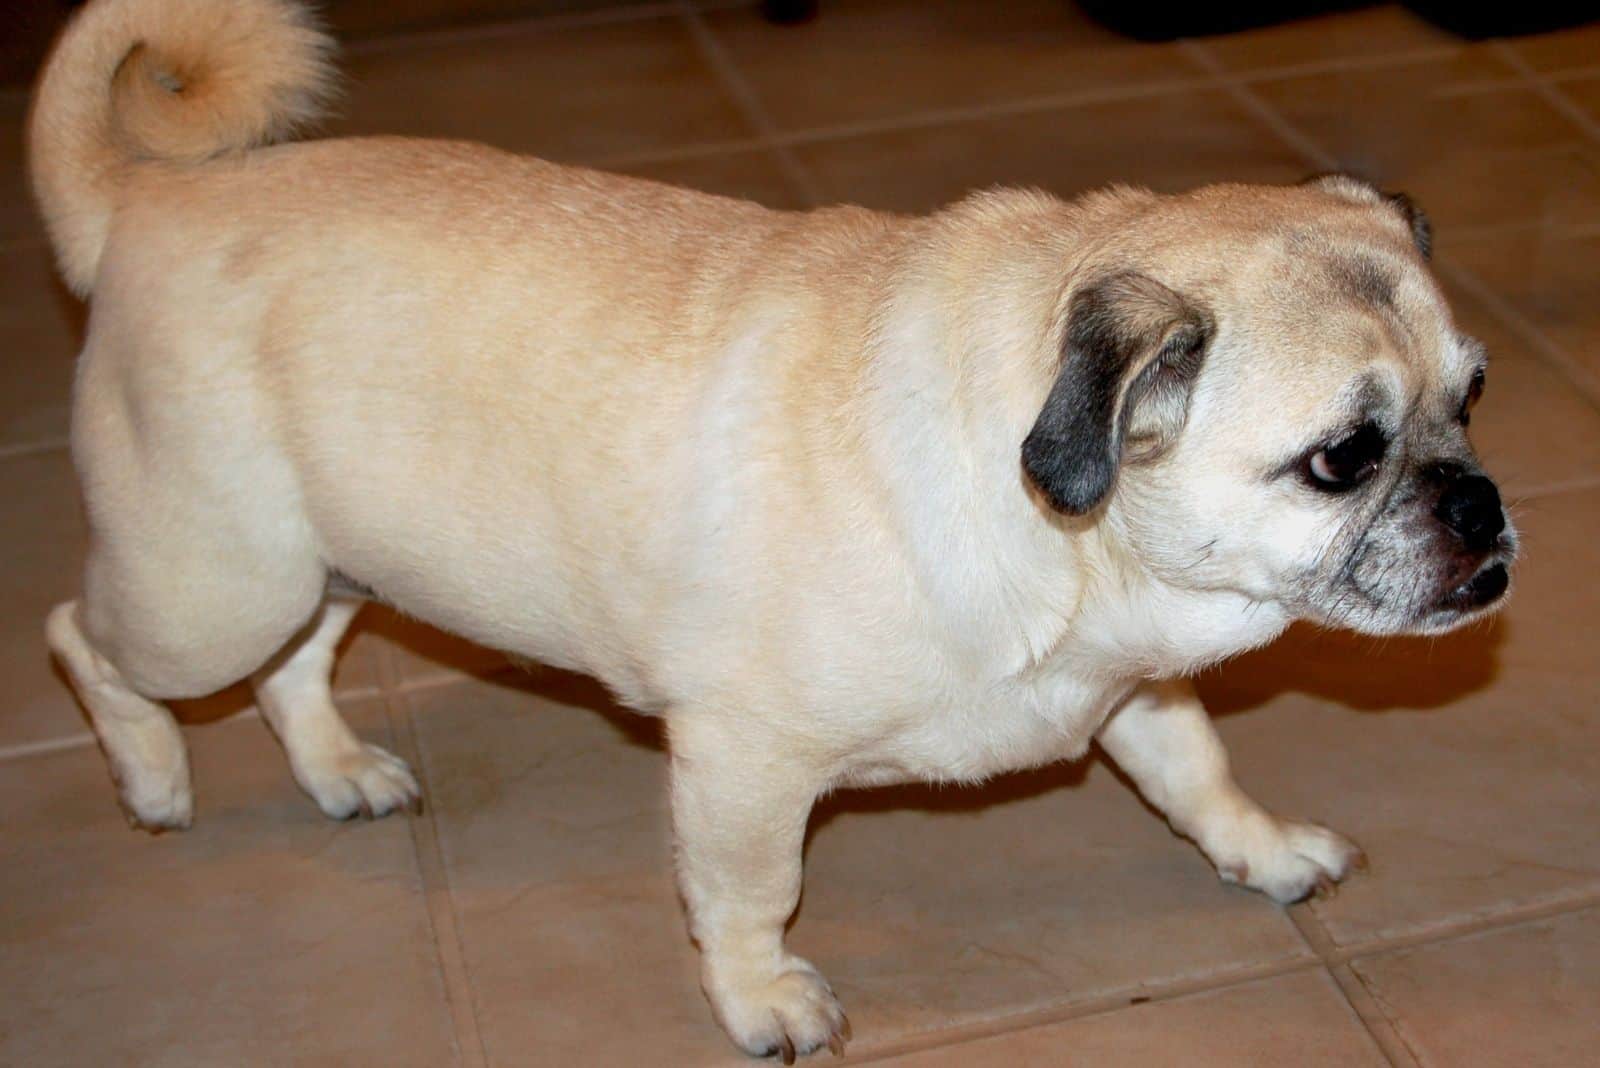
[1305,422,1386,492]
[1458,367,1486,426]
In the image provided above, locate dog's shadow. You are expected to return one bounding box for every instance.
[327,606,1507,834]
[1194,616,1506,717]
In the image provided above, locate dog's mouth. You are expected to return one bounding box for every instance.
[1412,558,1512,633]
[1436,560,1509,613]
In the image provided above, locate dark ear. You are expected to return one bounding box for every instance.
[1382,190,1432,259]
[1021,272,1213,516]
[1301,172,1432,259]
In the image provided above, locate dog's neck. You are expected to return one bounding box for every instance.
[859,189,1290,685]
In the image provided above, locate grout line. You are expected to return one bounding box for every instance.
[1177,39,1338,170]
[0,437,70,461]
[1436,257,1600,409]
[839,956,1327,1065]
[1316,889,1600,969]
[1493,41,1600,142]
[0,684,386,766]
[341,2,682,57]
[1285,906,1414,1067]
[1328,963,1421,1067]
[678,0,826,206]
[377,652,490,1068]
[0,730,98,761]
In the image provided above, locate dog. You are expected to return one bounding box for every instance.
[29,0,1515,1059]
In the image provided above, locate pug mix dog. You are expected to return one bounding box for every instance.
[31,0,1515,1059]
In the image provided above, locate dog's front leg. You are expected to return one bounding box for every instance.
[669,713,848,1062]
[1098,679,1366,904]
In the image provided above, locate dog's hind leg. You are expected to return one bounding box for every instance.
[47,600,193,831]
[48,399,331,830]
[47,527,326,830]
[252,596,420,820]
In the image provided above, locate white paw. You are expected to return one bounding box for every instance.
[1212,817,1366,905]
[706,954,850,1063]
[294,742,422,821]
[114,763,194,833]
[104,722,194,833]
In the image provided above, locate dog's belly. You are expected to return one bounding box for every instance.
[844,669,1136,786]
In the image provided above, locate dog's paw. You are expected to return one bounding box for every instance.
[105,723,194,833]
[113,763,194,833]
[706,954,850,1063]
[1212,817,1366,905]
[293,742,422,821]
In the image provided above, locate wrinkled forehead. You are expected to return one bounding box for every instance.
[1234,225,1468,396]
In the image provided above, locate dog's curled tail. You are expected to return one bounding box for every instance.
[28,0,336,295]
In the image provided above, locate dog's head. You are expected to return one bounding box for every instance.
[1022,175,1515,636]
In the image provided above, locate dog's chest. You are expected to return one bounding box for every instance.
[854,662,1134,786]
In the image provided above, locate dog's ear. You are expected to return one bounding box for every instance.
[1302,172,1432,259]
[1022,272,1213,516]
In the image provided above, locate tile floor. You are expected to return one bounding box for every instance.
[3,2,1598,1064]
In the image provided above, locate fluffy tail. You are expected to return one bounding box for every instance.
[27,0,336,295]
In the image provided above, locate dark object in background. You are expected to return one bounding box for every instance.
[1075,0,1597,41]
[763,0,820,24]
[1405,0,1597,38]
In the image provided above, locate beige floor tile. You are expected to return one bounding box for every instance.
[1447,229,1600,394]
[614,148,811,209]
[408,673,1313,1066]
[795,90,1309,215]
[700,0,1200,134]
[0,451,387,750]
[1198,4,1456,75]
[1464,351,1600,495]
[1,240,79,451]
[1510,25,1600,75]
[0,700,454,1067]
[1197,488,1600,950]
[1349,907,1600,1067]
[1438,280,1600,495]
[1250,55,1600,231]
[1555,72,1600,124]
[874,969,1385,1067]
[329,14,754,164]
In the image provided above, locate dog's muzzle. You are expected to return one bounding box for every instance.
[1430,464,1512,613]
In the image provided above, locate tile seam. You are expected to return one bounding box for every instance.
[1494,40,1600,142]
[377,658,490,1068]
[837,955,1328,1065]
[1286,905,1415,1067]
[677,1,827,205]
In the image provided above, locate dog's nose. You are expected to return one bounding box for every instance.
[1434,471,1505,553]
